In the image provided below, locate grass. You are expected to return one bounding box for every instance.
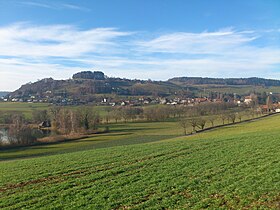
[0,114,279,209]
[0,111,261,161]
[0,102,51,119]
[0,121,181,160]
[0,102,112,121]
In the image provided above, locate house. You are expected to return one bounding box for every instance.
[260,105,270,113]
[244,96,252,104]
[38,120,51,129]
[194,97,208,103]
[160,98,167,104]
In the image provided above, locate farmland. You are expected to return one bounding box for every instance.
[0,112,279,209]
[0,102,50,119]
[0,103,109,120]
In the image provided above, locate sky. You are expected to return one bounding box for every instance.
[0,0,280,91]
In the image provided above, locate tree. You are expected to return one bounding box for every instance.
[58,109,72,134]
[179,118,188,135]
[49,106,61,131]
[120,107,130,123]
[220,114,227,125]
[227,113,236,123]
[208,116,215,127]
[32,110,49,123]
[69,110,79,134]
[78,107,100,131]
[111,109,122,123]
[0,131,3,147]
[197,118,206,130]
[236,113,242,122]
[8,114,37,146]
[103,107,112,124]
[189,118,198,132]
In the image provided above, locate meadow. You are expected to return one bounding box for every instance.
[0,110,279,209]
[0,102,109,123]
[0,102,51,119]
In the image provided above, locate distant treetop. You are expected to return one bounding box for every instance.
[72,71,105,80]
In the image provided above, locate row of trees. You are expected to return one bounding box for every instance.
[0,106,101,147]
[102,102,238,123]
[33,107,100,135]
[179,109,263,135]
[0,114,36,147]
[0,102,264,147]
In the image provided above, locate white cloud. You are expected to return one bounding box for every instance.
[135,28,258,54]
[0,23,132,58]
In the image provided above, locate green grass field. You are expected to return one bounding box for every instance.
[0,113,279,209]
[0,102,51,119]
[0,102,111,121]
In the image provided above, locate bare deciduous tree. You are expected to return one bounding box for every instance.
[179,118,188,135]
[220,114,227,125]
[189,118,198,132]
[228,113,236,123]
[197,118,206,130]
[208,116,215,127]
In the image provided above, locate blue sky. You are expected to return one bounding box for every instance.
[0,0,280,90]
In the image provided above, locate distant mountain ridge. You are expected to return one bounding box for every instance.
[6,71,280,103]
[168,77,280,86]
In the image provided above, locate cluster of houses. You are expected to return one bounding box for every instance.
[0,91,77,105]
[97,96,221,107]
[2,92,280,113]
[98,94,276,108]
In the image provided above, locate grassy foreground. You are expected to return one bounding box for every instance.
[0,115,280,209]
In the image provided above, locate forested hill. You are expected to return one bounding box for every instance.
[7,71,184,102]
[7,71,280,103]
[168,77,280,86]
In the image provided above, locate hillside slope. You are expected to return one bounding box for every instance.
[0,115,279,209]
[168,76,280,86]
[8,76,185,103]
[8,71,280,103]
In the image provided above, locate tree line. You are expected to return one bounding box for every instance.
[0,107,101,147]
[0,102,265,147]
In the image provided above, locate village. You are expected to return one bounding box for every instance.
[2,91,280,113]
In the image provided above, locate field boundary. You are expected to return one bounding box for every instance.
[193,112,279,135]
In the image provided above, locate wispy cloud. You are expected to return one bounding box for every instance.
[0,23,280,90]
[136,28,258,54]
[21,1,90,11]
[21,1,54,9]
[0,23,132,57]
[61,3,90,11]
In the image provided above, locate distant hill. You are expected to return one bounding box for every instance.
[8,71,280,103]
[8,71,187,103]
[168,77,280,86]
[0,92,10,97]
